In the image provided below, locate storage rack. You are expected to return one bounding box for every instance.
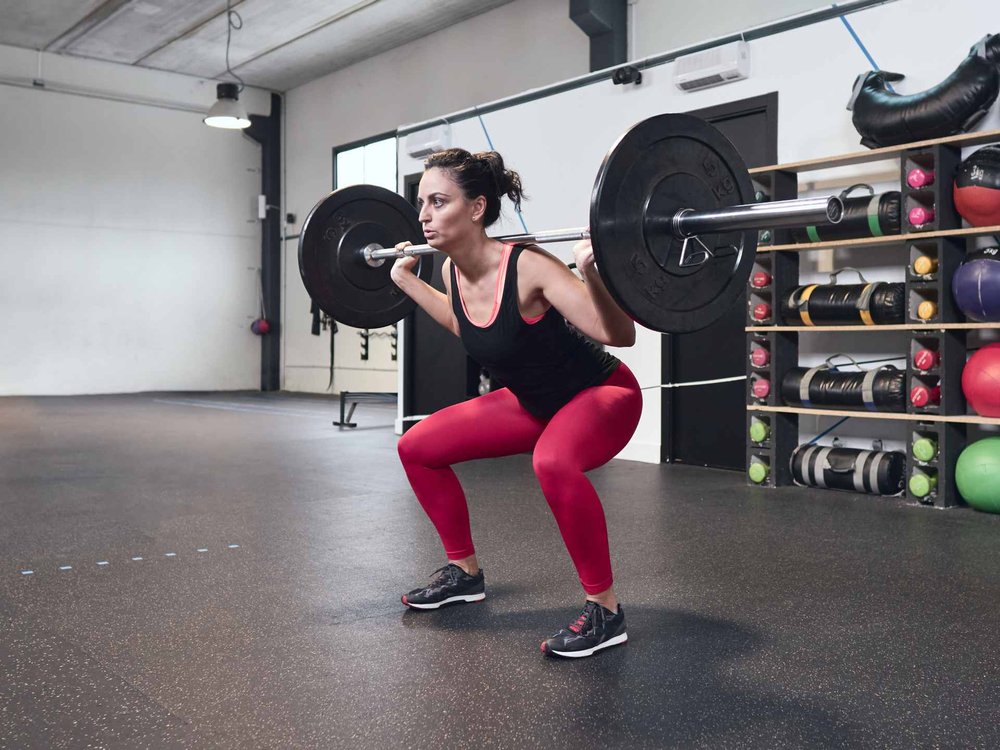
[744,128,1000,507]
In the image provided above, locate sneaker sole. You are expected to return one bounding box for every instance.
[544,631,628,658]
[401,592,486,610]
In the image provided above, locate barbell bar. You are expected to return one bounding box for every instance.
[362,195,843,266]
[299,113,844,333]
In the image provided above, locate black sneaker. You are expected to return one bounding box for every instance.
[401,564,486,610]
[540,601,627,658]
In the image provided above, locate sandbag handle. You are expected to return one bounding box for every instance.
[828,266,869,284]
[971,34,992,60]
[839,183,875,200]
[820,353,899,373]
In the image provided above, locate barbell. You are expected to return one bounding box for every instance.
[299,113,843,333]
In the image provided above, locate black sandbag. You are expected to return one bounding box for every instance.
[781,364,906,412]
[848,34,1000,149]
[781,280,905,326]
[791,185,900,243]
[790,444,906,495]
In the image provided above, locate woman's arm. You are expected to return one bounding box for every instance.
[390,247,460,337]
[521,242,636,347]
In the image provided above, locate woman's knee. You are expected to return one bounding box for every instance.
[397,428,428,467]
[532,448,577,485]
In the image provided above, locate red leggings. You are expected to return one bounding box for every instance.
[397,363,642,594]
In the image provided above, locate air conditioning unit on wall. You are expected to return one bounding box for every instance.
[404,124,452,158]
[673,41,750,92]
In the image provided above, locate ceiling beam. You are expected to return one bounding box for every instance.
[134,0,245,65]
[45,0,133,52]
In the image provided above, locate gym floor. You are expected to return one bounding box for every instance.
[2,393,998,749]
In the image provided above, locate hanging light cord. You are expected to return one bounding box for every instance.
[225,0,246,92]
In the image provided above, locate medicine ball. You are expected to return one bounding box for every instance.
[954,145,1000,226]
[955,437,1000,513]
[952,246,1000,322]
[962,342,1000,417]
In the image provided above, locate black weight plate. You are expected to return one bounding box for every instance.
[590,113,757,333]
[298,185,430,329]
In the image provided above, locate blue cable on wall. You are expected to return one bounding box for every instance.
[835,4,894,92]
[805,416,852,445]
[476,109,530,234]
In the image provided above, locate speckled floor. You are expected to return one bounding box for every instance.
[1,392,999,749]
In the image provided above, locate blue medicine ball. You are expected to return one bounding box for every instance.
[952,246,1000,322]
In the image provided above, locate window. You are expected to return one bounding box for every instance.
[334,134,397,191]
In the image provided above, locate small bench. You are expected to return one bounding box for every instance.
[333,391,397,428]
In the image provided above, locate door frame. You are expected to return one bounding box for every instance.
[661,92,779,464]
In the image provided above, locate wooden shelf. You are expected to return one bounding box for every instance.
[748,404,1000,426]
[749,128,1000,175]
[746,323,1000,332]
[759,224,1000,253]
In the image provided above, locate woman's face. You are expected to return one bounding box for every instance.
[416,167,486,249]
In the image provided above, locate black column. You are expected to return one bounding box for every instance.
[245,93,281,392]
[570,0,627,72]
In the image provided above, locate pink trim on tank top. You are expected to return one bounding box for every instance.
[455,244,549,327]
[455,245,510,328]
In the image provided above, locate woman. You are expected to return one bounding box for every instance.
[391,148,642,658]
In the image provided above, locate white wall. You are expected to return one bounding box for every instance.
[396,0,1000,461]
[0,45,273,395]
[631,0,847,59]
[282,0,589,395]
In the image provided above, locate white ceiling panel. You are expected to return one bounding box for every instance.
[0,0,108,49]
[61,0,228,63]
[141,0,376,78]
[0,0,517,91]
[231,0,515,90]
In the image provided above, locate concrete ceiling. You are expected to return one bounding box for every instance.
[0,0,517,91]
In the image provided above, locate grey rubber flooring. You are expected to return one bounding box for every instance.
[1,392,999,749]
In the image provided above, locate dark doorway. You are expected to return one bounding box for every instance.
[400,173,480,431]
[662,93,778,469]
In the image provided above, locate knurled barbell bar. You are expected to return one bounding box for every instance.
[362,196,841,265]
[299,113,844,333]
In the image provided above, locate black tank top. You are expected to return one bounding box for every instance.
[450,244,620,419]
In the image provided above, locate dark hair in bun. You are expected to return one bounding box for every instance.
[424,148,525,227]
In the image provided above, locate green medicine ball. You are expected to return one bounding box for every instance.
[748,462,769,484]
[956,437,1000,513]
[912,437,937,462]
[749,420,770,443]
[909,472,936,498]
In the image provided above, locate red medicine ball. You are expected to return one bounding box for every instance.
[750,347,770,367]
[910,384,940,407]
[751,271,772,288]
[752,302,771,321]
[913,348,939,371]
[963,342,1000,417]
[954,145,1000,227]
[752,378,771,398]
